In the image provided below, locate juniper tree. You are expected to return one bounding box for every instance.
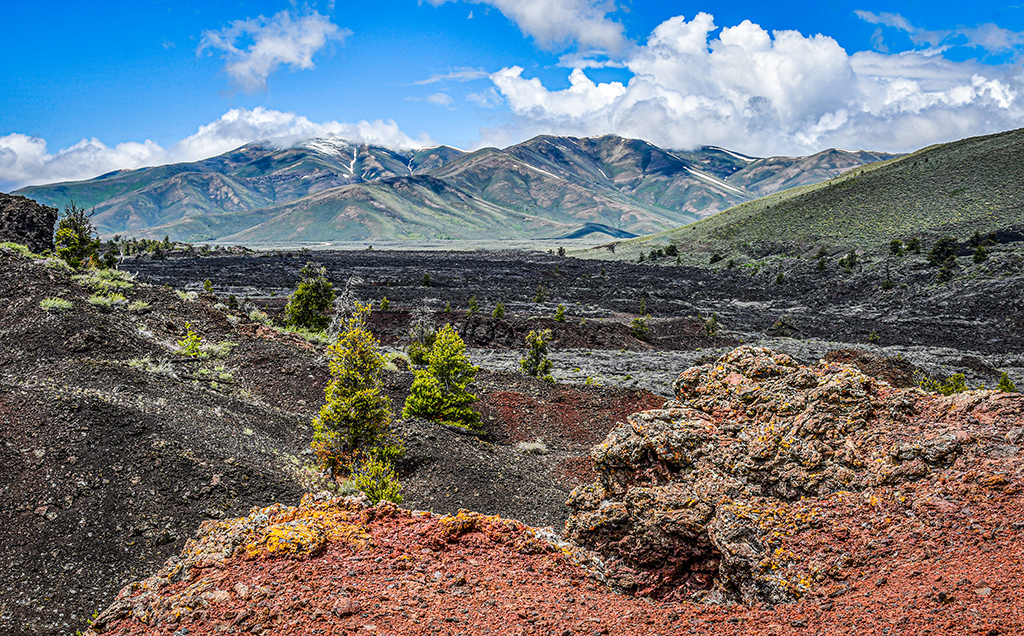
[403,324,480,429]
[284,262,336,331]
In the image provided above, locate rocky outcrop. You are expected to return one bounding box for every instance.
[564,346,1024,604]
[0,193,58,254]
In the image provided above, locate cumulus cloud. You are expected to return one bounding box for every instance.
[426,0,625,52]
[0,108,431,190]
[479,13,1024,155]
[198,10,348,92]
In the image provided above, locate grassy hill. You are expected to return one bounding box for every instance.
[589,127,1024,263]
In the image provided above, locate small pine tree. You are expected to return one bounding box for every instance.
[403,324,480,429]
[405,315,437,366]
[557,246,566,257]
[422,273,432,287]
[704,312,719,337]
[775,272,785,285]
[890,239,904,256]
[521,329,554,382]
[284,262,336,331]
[928,237,958,266]
[816,256,827,271]
[312,303,395,478]
[467,296,479,315]
[997,372,1017,393]
[533,284,550,303]
[908,237,921,253]
[444,301,451,313]
[973,245,988,263]
[380,297,390,311]
[554,304,566,322]
[492,301,505,319]
[203,279,213,293]
[631,316,649,340]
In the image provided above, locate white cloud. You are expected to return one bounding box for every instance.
[426,0,625,51]
[1,108,431,190]
[411,67,488,85]
[479,13,1024,155]
[198,10,348,92]
[466,86,503,108]
[855,10,1024,56]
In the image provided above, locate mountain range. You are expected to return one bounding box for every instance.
[15,135,893,243]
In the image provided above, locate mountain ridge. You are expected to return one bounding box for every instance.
[14,134,895,243]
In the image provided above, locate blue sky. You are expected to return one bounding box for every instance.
[3,1,1024,189]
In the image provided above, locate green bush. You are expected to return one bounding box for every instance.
[889,239,904,256]
[997,373,1017,393]
[907,237,921,253]
[521,329,554,382]
[839,250,859,272]
[422,273,432,287]
[350,454,403,503]
[380,297,390,311]
[467,296,479,315]
[177,322,203,357]
[203,279,213,293]
[284,262,336,331]
[554,304,566,322]
[88,292,126,310]
[534,284,550,303]
[973,245,988,263]
[403,324,480,429]
[492,301,505,319]
[40,297,72,312]
[775,272,785,285]
[312,303,396,478]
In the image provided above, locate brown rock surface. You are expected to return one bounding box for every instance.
[0,193,58,254]
[565,346,1024,603]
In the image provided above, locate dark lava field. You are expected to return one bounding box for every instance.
[125,247,1024,388]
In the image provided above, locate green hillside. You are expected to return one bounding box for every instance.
[591,127,1024,262]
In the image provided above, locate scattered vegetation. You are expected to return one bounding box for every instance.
[248,308,272,325]
[403,324,480,430]
[520,329,554,383]
[284,262,336,331]
[0,242,38,258]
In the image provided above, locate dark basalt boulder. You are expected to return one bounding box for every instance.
[0,193,58,254]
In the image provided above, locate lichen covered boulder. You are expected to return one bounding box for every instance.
[565,346,1024,603]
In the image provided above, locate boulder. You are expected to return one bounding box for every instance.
[565,345,1024,604]
[0,193,58,254]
